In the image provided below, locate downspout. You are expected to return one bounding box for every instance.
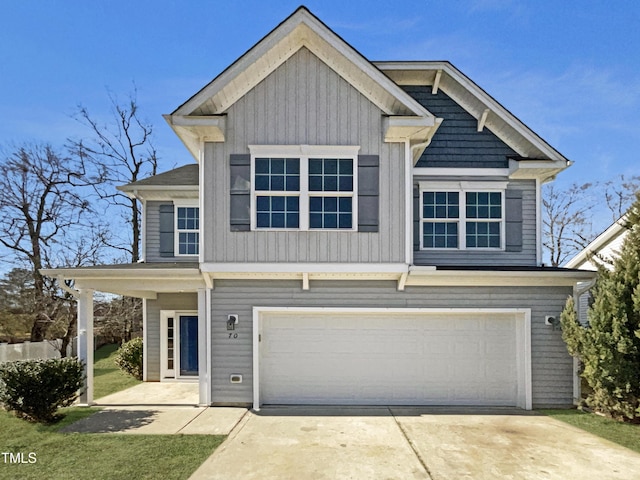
[571,275,597,405]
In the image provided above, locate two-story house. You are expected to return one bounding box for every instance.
[44,7,595,410]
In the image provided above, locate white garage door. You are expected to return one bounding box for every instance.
[258,309,527,407]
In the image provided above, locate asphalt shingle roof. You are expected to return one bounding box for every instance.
[123,164,199,188]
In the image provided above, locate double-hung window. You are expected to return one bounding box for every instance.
[255,157,300,228]
[420,182,506,250]
[175,203,200,255]
[250,145,359,231]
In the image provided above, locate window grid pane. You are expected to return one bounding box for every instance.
[422,192,459,219]
[178,232,199,255]
[466,191,502,219]
[309,196,352,229]
[256,195,299,229]
[177,207,199,230]
[423,221,458,248]
[466,221,501,248]
[255,158,300,192]
[309,158,353,192]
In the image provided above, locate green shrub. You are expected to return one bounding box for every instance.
[560,194,640,422]
[115,337,143,380]
[0,357,84,423]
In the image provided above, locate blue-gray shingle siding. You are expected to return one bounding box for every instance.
[404,86,517,168]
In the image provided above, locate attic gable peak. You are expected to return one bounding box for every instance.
[171,7,431,119]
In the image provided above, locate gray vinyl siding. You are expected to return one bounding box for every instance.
[403,86,517,168]
[145,293,198,381]
[145,201,197,263]
[413,179,537,266]
[209,280,573,407]
[203,47,406,264]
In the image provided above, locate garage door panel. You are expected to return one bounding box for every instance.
[260,311,522,406]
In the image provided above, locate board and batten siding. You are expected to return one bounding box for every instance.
[202,47,406,264]
[209,280,573,407]
[144,293,198,381]
[413,179,537,266]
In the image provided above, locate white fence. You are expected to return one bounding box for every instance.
[0,339,74,363]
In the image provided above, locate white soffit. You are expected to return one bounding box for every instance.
[172,8,434,122]
[376,61,570,172]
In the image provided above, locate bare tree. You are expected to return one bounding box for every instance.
[603,175,640,222]
[68,89,158,263]
[542,182,597,267]
[0,143,106,341]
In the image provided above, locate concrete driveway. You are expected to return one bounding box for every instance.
[189,406,640,480]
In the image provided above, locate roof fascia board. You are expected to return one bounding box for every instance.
[565,216,628,268]
[163,114,202,161]
[407,267,596,287]
[117,184,198,201]
[200,262,410,274]
[41,267,202,279]
[173,8,433,121]
[117,185,198,193]
[413,167,510,177]
[375,61,570,165]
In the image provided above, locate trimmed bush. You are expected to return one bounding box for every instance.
[115,337,143,380]
[0,357,84,423]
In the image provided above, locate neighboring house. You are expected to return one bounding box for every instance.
[565,215,628,324]
[43,7,594,410]
[565,215,628,271]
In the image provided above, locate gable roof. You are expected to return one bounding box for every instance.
[117,164,199,201]
[565,215,628,270]
[376,61,570,180]
[163,7,571,181]
[164,6,439,160]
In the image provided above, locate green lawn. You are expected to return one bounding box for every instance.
[0,408,224,480]
[0,344,224,479]
[93,343,141,399]
[542,409,640,453]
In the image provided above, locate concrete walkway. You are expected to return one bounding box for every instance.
[95,382,200,406]
[61,383,247,435]
[61,405,247,435]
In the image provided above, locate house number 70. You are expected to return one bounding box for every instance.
[228,333,238,339]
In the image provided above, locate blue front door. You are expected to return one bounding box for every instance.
[179,315,199,376]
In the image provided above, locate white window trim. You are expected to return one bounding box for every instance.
[249,145,360,231]
[174,200,200,257]
[418,181,507,251]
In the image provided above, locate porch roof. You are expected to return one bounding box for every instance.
[41,262,204,299]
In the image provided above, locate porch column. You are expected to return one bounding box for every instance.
[198,288,211,406]
[77,289,94,405]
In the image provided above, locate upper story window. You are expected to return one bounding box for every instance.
[250,145,359,231]
[175,203,199,255]
[255,158,300,228]
[420,181,506,250]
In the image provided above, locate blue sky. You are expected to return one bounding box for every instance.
[1,1,639,213]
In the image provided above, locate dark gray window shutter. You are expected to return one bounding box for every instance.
[413,187,420,250]
[357,155,379,232]
[159,204,175,257]
[230,154,251,232]
[505,189,523,252]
